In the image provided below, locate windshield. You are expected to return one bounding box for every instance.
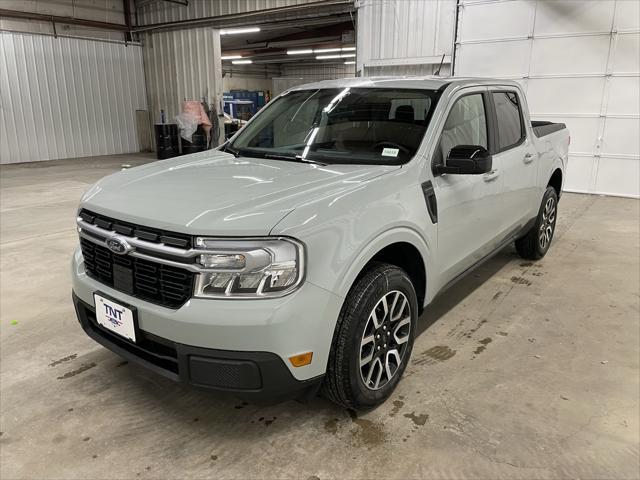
[228,87,440,165]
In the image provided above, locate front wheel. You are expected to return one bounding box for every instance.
[322,263,418,410]
[515,186,558,260]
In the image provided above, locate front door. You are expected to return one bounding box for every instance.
[431,89,504,286]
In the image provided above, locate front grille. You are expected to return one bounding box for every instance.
[80,238,194,309]
[79,209,192,249]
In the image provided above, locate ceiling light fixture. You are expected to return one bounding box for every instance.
[341,47,356,51]
[314,48,342,53]
[316,53,356,60]
[232,59,253,64]
[221,55,243,60]
[220,27,261,35]
[344,61,355,64]
[287,49,314,55]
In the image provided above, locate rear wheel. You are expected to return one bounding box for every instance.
[322,263,418,410]
[515,186,558,260]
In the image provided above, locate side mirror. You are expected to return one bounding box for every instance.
[436,145,492,175]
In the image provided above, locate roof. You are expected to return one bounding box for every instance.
[287,76,522,91]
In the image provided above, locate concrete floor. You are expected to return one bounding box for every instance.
[1,153,639,479]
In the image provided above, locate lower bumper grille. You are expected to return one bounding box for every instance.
[80,238,194,309]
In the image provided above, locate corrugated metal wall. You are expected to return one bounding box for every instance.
[454,0,640,198]
[356,0,456,76]
[363,63,451,77]
[0,0,128,42]
[142,27,223,126]
[280,63,355,78]
[0,31,146,164]
[137,0,321,24]
[273,63,355,95]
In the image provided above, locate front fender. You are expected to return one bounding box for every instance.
[272,167,436,305]
[333,227,432,306]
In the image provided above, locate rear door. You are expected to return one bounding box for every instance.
[430,87,504,285]
[489,89,538,232]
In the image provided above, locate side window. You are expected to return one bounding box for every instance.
[436,93,487,164]
[493,92,524,151]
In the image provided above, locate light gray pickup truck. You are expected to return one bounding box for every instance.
[72,77,569,409]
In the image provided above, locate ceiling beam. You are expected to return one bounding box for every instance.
[0,9,129,32]
[131,0,354,33]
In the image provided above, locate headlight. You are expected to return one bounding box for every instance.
[193,237,305,298]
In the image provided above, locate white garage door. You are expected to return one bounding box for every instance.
[454,0,640,198]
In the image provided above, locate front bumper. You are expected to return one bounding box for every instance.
[73,294,321,403]
[71,247,343,400]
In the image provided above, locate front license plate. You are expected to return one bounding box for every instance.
[94,293,136,342]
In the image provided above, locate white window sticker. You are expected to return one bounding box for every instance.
[381,147,400,157]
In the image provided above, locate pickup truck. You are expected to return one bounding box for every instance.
[72,77,569,409]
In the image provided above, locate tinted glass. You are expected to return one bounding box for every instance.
[437,94,487,163]
[493,92,523,150]
[230,88,440,165]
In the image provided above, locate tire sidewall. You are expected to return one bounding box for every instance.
[345,267,418,408]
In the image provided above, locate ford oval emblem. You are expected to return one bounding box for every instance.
[106,236,131,255]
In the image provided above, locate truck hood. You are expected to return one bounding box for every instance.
[81,150,398,236]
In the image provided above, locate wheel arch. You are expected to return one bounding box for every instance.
[335,228,431,315]
[548,168,563,198]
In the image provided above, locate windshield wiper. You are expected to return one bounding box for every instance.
[263,153,326,166]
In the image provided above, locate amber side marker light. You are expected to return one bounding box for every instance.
[289,352,313,367]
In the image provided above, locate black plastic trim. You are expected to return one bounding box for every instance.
[73,293,322,403]
[421,180,438,223]
[532,121,566,138]
[483,90,500,155]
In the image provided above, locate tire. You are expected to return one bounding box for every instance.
[322,263,418,410]
[515,186,559,260]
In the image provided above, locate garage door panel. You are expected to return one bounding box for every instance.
[454,1,639,197]
[531,116,599,154]
[564,155,597,193]
[607,76,640,116]
[611,33,640,74]
[457,0,533,41]
[530,36,610,75]
[534,0,615,36]
[615,1,640,31]
[594,156,640,197]
[601,117,640,157]
[456,41,530,77]
[513,78,528,92]
[527,77,604,115]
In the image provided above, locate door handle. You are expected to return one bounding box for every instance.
[483,170,500,182]
[523,153,535,164]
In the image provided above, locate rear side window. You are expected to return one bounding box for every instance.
[493,92,524,151]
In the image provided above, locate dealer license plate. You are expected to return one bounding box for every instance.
[94,293,136,342]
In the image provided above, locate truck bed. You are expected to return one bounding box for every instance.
[532,121,566,138]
